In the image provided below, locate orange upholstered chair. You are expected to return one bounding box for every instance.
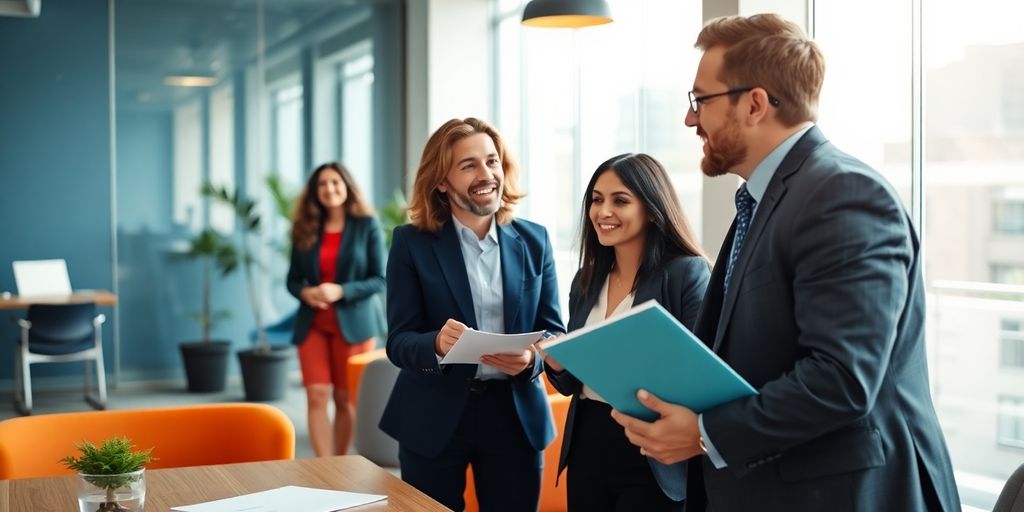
[347,347,388,406]
[0,403,294,480]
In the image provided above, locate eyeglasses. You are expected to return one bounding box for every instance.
[688,87,781,114]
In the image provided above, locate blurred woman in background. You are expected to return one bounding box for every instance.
[287,162,386,456]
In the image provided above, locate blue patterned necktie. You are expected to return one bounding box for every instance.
[724,184,757,294]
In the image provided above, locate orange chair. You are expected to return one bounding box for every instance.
[463,392,571,512]
[347,348,388,406]
[0,403,295,480]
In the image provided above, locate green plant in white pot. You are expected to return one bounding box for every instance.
[61,437,153,512]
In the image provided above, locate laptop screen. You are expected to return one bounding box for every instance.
[12,259,72,297]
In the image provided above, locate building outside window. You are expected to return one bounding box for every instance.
[1000,319,1024,369]
[997,395,1024,448]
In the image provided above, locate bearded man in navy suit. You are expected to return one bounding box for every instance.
[612,14,960,511]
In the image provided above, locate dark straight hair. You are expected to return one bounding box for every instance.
[576,153,707,298]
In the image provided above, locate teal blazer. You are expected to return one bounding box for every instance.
[287,215,386,344]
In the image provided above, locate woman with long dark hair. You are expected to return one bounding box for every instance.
[543,153,710,511]
[287,162,386,457]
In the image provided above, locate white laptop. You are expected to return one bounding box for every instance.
[12,259,73,297]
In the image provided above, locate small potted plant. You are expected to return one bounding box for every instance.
[61,437,154,512]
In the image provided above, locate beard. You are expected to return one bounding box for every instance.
[446,180,502,217]
[699,113,748,177]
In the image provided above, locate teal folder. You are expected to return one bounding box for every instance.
[539,300,757,421]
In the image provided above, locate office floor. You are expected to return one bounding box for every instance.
[0,375,319,459]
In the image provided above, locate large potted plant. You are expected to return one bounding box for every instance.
[61,437,153,512]
[202,183,292,401]
[178,228,234,392]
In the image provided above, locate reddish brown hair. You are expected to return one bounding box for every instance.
[696,14,825,126]
[407,117,524,233]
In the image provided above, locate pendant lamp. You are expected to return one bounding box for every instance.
[521,0,613,28]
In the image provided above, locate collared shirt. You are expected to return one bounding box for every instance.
[579,275,636,402]
[702,124,814,470]
[450,215,507,380]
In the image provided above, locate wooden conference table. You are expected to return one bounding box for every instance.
[0,290,118,310]
[0,455,450,512]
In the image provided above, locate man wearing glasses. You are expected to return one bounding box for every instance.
[612,13,960,512]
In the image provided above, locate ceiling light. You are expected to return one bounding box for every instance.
[521,0,612,28]
[163,76,217,88]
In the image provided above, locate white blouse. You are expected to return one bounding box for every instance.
[579,275,635,403]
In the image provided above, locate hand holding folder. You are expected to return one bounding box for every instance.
[537,300,757,421]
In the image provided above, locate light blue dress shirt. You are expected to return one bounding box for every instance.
[700,124,813,469]
[450,215,507,380]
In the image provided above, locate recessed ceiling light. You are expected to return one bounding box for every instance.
[164,76,217,87]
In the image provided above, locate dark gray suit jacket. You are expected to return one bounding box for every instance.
[286,215,387,345]
[688,127,959,511]
[546,254,710,502]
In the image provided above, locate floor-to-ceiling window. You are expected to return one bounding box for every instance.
[493,0,704,310]
[916,0,1024,507]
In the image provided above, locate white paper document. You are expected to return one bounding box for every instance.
[171,485,386,512]
[440,329,545,364]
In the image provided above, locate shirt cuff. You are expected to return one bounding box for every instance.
[698,413,728,469]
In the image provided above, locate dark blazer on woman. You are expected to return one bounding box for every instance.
[545,254,710,501]
[287,215,387,345]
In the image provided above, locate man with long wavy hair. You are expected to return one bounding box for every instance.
[380,117,564,512]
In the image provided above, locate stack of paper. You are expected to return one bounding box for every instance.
[171,486,386,512]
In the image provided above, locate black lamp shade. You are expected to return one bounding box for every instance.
[521,0,613,28]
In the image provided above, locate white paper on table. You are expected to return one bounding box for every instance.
[171,485,387,512]
[440,329,545,364]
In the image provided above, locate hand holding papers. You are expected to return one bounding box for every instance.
[537,300,757,421]
[171,485,385,512]
[440,329,546,364]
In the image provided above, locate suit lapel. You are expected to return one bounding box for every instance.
[333,218,354,283]
[310,236,323,284]
[498,222,525,332]
[432,221,477,325]
[711,127,827,352]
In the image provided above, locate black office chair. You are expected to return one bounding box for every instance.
[995,461,1024,512]
[13,302,107,415]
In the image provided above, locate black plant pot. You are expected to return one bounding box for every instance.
[179,341,231,392]
[237,346,293,401]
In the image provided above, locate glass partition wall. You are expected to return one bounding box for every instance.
[113,0,403,381]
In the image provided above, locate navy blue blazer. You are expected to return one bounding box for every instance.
[546,254,710,501]
[286,215,387,345]
[379,218,566,458]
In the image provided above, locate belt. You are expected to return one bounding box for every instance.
[466,378,510,394]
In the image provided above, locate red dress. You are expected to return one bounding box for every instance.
[297,230,374,388]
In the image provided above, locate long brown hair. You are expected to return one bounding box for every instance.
[407,117,525,233]
[577,153,707,297]
[291,162,375,251]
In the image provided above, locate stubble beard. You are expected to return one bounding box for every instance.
[447,180,503,217]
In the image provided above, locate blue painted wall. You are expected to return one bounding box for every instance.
[0,0,114,383]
